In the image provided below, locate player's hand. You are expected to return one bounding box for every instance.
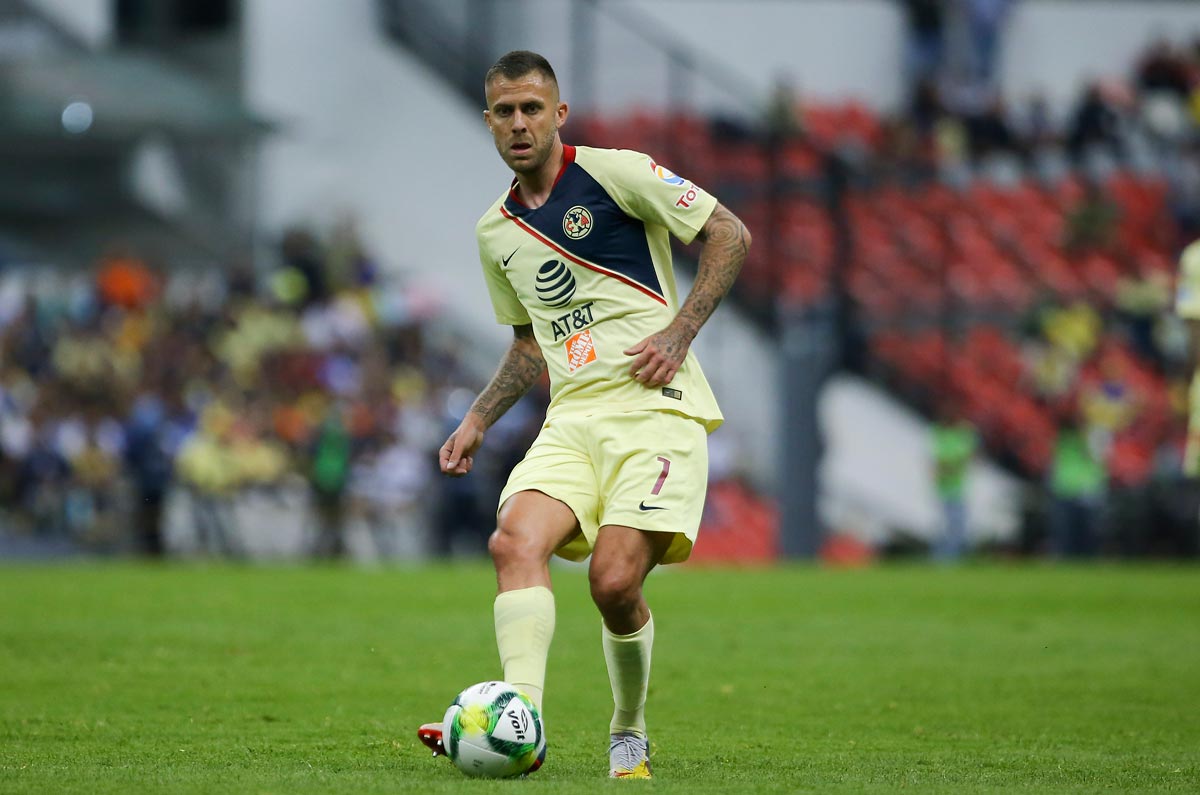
[624,324,692,387]
[439,414,486,477]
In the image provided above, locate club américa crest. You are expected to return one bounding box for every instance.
[563,205,593,240]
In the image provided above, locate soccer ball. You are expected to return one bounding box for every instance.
[442,681,545,778]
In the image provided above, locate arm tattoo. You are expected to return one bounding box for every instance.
[676,203,750,340]
[470,324,545,427]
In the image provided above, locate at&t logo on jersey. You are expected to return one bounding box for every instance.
[649,159,686,186]
[563,205,593,239]
[551,301,595,341]
[535,260,577,307]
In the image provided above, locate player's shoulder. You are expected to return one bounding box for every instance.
[475,187,512,235]
[575,145,701,196]
[573,145,654,177]
[571,147,667,188]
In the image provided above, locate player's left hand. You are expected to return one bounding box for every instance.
[624,326,691,387]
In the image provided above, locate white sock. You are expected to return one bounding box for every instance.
[493,586,555,713]
[602,613,654,737]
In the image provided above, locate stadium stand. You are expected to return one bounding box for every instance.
[0,222,555,558]
[568,32,1200,554]
[4,0,1200,559]
[0,225,779,559]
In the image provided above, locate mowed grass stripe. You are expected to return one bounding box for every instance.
[1,563,1197,794]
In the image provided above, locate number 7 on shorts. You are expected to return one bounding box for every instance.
[652,456,671,495]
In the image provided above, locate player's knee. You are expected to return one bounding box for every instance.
[487,526,518,566]
[488,521,541,568]
[588,567,640,614]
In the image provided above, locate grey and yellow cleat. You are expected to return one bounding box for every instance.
[609,731,652,779]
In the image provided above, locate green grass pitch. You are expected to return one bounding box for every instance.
[1,562,1198,794]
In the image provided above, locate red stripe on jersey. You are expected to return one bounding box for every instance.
[507,145,577,206]
[559,144,576,178]
[499,204,668,306]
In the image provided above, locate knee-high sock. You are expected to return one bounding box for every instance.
[602,613,654,737]
[494,586,555,713]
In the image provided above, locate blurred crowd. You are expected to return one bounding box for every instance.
[10,9,1200,560]
[754,13,1200,557]
[0,220,545,558]
[884,18,1200,556]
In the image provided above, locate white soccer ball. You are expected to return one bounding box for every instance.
[442,681,545,778]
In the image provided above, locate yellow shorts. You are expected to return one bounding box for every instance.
[498,410,709,565]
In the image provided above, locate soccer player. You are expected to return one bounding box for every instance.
[1176,239,1200,475]
[418,50,750,779]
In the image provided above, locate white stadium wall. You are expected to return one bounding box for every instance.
[242,0,513,351]
[820,376,1022,546]
[24,0,111,47]
[1001,1,1200,108]
[584,0,1200,113]
[605,0,905,112]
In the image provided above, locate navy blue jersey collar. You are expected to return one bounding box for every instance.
[505,144,577,213]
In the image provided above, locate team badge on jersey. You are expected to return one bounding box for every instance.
[535,259,577,307]
[563,206,593,239]
[649,159,686,186]
[565,328,598,373]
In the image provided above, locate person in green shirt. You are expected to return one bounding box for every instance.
[1047,410,1106,557]
[310,405,351,559]
[931,402,978,561]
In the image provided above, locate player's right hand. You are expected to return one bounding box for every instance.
[439,414,486,477]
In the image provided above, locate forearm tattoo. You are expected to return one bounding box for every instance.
[677,204,750,339]
[470,325,545,427]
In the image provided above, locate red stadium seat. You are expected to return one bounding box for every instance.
[691,480,779,564]
[778,140,824,181]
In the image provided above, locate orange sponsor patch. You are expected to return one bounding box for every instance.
[565,328,598,373]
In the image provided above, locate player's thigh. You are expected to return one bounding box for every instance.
[497,418,597,560]
[496,489,582,558]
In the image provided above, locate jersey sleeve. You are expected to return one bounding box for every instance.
[478,238,531,326]
[1177,240,1200,320]
[590,149,718,244]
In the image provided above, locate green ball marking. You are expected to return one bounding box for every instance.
[485,735,536,759]
[447,707,463,759]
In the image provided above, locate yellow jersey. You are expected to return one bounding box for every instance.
[475,145,723,432]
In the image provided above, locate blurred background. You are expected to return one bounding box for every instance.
[1,0,1199,565]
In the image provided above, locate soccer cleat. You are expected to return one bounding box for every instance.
[609,731,652,779]
[417,722,444,757]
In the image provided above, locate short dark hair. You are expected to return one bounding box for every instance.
[485,50,558,89]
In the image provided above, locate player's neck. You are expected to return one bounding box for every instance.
[513,140,565,210]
